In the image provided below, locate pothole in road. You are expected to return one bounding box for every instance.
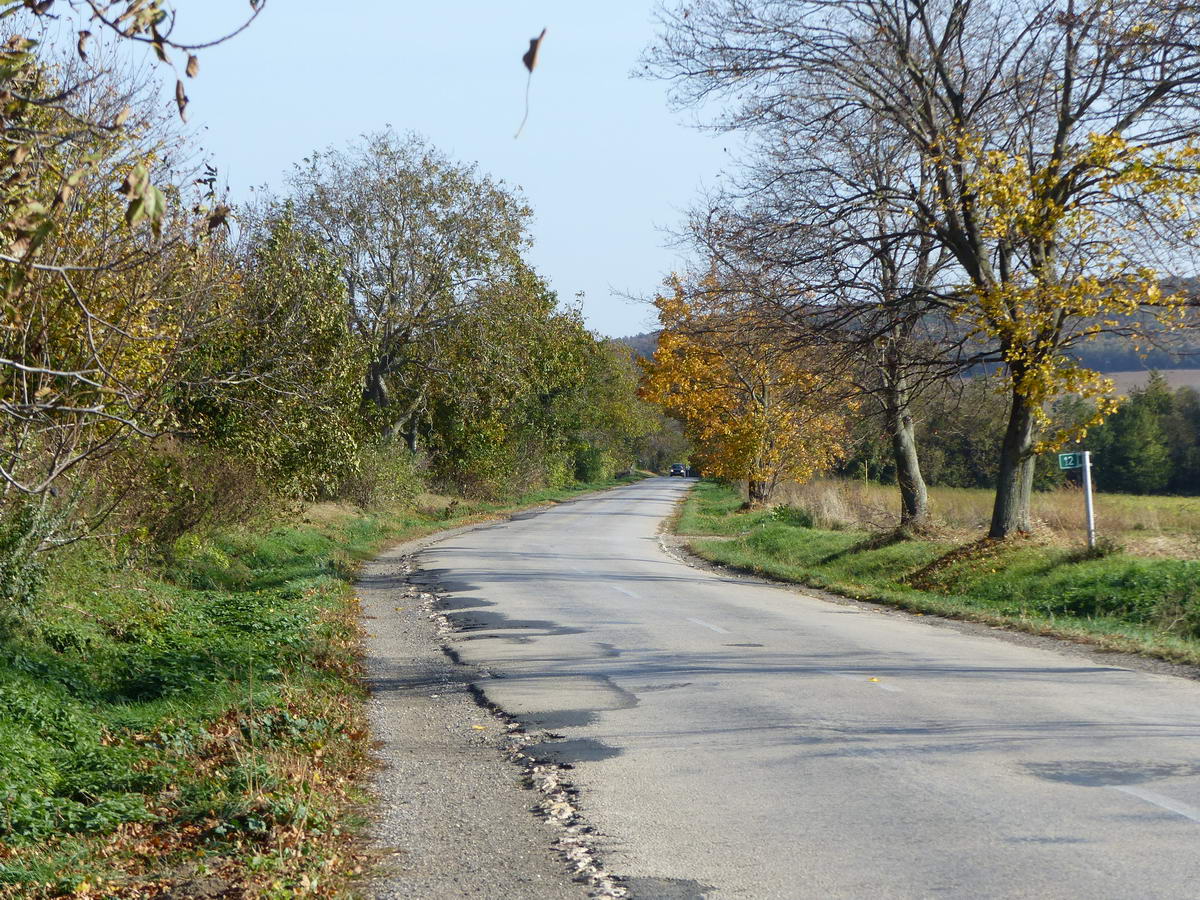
[620,876,716,899]
[524,737,623,764]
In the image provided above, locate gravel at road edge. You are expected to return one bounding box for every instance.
[358,525,624,899]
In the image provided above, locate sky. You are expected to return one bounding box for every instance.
[151,0,734,337]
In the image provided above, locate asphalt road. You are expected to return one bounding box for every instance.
[417,477,1200,899]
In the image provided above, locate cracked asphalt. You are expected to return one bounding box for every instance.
[359,527,592,899]
[399,477,1200,899]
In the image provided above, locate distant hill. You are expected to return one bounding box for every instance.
[616,315,1200,377]
[615,331,659,359]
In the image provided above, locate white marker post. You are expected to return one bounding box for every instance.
[1082,450,1096,550]
[1058,451,1096,550]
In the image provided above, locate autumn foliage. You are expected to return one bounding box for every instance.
[647,0,1200,536]
[640,277,849,505]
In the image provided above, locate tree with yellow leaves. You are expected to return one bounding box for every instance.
[640,276,848,505]
[951,131,1196,536]
[647,0,1200,537]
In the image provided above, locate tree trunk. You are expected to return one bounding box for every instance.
[889,408,928,527]
[748,478,772,506]
[882,355,929,528]
[363,359,389,412]
[989,389,1038,538]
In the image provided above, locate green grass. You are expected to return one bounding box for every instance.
[680,481,1200,665]
[0,472,643,899]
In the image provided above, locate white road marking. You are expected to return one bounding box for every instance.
[687,617,731,634]
[1113,786,1200,823]
[611,585,641,599]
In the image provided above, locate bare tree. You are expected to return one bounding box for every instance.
[648,0,1200,537]
[683,110,973,527]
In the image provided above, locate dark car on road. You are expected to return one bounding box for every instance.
[669,463,686,477]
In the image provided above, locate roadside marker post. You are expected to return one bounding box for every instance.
[1058,451,1096,550]
[1082,451,1096,550]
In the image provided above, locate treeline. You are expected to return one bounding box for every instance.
[0,20,658,611]
[839,374,1200,497]
[640,0,1200,536]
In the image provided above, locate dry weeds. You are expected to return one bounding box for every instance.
[770,478,1200,558]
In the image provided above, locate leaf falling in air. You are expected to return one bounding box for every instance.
[76,30,91,60]
[186,54,199,78]
[175,80,188,121]
[514,27,547,140]
[522,28,546,73]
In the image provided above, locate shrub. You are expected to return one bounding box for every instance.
[336,443,424,509]
[98,441,274,552]
[574,447,615,483]
[768,504,815,528]
[0,502,53,620]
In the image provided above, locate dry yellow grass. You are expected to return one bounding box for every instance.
[772,478,1200,557]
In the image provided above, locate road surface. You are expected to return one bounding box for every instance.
[416,477,1200,899]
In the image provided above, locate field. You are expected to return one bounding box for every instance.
[766,478,1200,558]
[677,480,1200,666]
[1107,368,1200,394]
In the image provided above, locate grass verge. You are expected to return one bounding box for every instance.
[0,473,643,898]
[678,480,1200,666]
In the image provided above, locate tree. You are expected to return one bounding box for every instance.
[0,0,263,262]
[287,130,531,447]
[0,1,261,505]
[0,59,216,502]
[1092,402,1172,495]
[1165,386,1200,494]
[680,111,964,526]
[171,210,365,499]
[647,0,1200,536]
[423,270,657,496]
[640,276,849,505]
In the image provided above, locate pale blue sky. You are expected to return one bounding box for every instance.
[168,1,731,336]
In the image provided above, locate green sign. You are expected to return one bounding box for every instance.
[1058,452,1084,470]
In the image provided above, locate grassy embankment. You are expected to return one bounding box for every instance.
[0,474,643,899]
[678,480,1200,665]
